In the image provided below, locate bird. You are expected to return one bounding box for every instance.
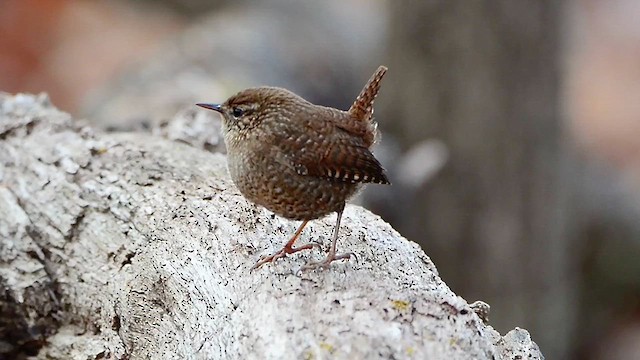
[197,66,389,271]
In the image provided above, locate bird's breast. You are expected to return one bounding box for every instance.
[225,145,358,220]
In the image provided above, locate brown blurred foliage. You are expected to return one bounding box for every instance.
[0,0,183,112]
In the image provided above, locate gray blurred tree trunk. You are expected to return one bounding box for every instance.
[379,2,576,359]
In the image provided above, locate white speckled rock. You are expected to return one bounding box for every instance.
[0,93,543,359]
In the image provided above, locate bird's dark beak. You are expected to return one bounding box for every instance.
[196,103,222,113]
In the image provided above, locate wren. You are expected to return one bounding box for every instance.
[197,66,390,271]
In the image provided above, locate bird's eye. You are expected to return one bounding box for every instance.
[232,107,244,117]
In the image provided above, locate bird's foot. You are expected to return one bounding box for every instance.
[251,243,319,270]
[297,251,357,273]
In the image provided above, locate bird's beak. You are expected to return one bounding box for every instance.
[196,103,222,113]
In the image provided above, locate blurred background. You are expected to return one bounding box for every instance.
[2,0,640,358]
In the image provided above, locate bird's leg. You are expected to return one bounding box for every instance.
[299,208,355,272]
[251,220,317,270]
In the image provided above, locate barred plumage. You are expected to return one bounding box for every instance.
[197,65,390,271]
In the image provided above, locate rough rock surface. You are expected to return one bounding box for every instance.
[0,93,543,359]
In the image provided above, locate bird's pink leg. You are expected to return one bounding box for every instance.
[251,220,316,270]
[299,209,355,272]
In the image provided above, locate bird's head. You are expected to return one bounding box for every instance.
[197,87,307,134]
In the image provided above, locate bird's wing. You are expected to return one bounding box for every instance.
[277,113,389,185]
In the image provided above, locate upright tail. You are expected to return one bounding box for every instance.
[348,65,388,123]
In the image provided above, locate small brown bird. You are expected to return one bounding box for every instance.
[197,66,390,271]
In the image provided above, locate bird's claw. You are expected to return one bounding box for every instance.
[250,243,318,271]
[296,251,356,275]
